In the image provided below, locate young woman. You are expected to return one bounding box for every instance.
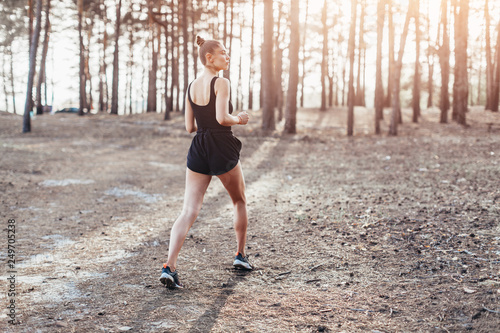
[160,36,252,289]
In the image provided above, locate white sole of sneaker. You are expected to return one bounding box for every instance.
[233,260,252,270]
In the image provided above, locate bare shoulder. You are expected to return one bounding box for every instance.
[214,77,230,95]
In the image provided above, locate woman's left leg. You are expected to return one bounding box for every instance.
[217,162,248,256]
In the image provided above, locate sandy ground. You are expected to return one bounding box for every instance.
[0,105,499,332]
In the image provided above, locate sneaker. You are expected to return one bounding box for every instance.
[233,252,253,270]
[160,264,183,289]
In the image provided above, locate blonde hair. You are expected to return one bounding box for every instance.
[196,36,222,66]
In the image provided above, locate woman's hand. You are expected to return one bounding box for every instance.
[237,111,249,125]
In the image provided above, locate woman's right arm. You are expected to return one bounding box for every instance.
[215,78,249,126]
[185,93,197,133]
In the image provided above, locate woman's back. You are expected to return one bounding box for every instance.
[188,76,233,130]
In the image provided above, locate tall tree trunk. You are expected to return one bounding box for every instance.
[99,1,108,112]
[23,0,42,132]
[300,0,309,108]
[491,19,500,112]
[355,0,365,106]
[248,0,256,110]
[412,0,421,122]
[320,0,328,111]
[78,0,86,115]
[275,2,284,121]
[284,0,300,134]
[9,47,16,114]
[384,0,394,108]
[192,0,198,76]
[452,0,469,125]
[389,0,412,136]
[236,11,243,110]
[438,0,450,123]
[375,0,385,135]
[484,0,493,110]
[171,0,179,112]
[110,0,122,115]
[2,50,9,111]
[347,0,358,136]
[147,1,158,112]
[261,0,275,131]
[182,0,189,112]
[426,0,434,108]
[36,0,50,115]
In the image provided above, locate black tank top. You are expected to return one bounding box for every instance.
[187,77,233,131]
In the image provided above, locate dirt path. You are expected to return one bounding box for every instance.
[1,107,499,332]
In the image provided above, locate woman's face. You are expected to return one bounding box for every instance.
[208,45,230,71]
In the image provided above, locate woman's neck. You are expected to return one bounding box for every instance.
[203,66,219,77]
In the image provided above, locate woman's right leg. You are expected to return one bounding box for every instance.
[166,168,212,271]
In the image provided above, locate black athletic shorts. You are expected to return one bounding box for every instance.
[187,128,242,176]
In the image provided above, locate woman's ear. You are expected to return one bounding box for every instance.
[206,53,213,63]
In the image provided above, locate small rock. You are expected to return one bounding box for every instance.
[118,326,133,331]
[463,287,476,294]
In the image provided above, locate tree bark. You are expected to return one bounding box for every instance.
[284,0,300,134]
[389,0,412,136]
[248,0,256,110]
[78,0,86,115]
[23,0,42,132]
[355,0,365,107]
[452,0,469,125]
[320,0,328,111]
[412,0,421,122]
[36,0,50,115]
[261,0,275,131]
[110,0,122,115]
[347,0,358,136]
[375,0,385,135]
[484,0,493,110]
[182,0,189,112]
[384,0,394,108]
[300,0,309,108]
[491,19,500,112]
[438,0,450,123]
[147,2,158,112]
[274,2,284,121]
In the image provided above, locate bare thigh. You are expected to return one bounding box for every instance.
[217,162,246,203]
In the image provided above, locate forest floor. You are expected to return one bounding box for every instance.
[0,105,499,333]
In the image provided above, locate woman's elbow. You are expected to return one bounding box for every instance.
[216,116,230,126]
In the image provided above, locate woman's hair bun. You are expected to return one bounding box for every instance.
[196,36,205,47]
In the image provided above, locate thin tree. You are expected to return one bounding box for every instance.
[78,0,87,115]
[347,0,357,136]
[300,0,309,108]
[110,0,122,115]
[320,0,328,111]
[182,0,189,112]
[484,0,493,110]
[452,0,469,125]
[98,0,108,113]
[248,0,256,110]
[36,0,50,115]
[262,0,275,131]
[426,1,434,108]
[374,0,385,135]
[274,1,284,121]
[437,0,450,123]
[412,0,420,122]
[355,0,365,106]
[384,0,394,108]
[389,0,413,136]
[147,0,159,112]
[284,0,300,134]
[491,19,500,112]
[23,0,42,132]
